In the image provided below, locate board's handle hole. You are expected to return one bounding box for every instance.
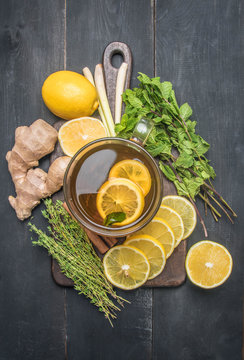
[111,51,124,69]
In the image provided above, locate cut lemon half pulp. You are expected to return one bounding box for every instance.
[156,205,184,248]
[109,159,152,196]
[185,241,233,289]
[103,245,150,289]
[58,117,107,157]
[131,217,175,258]
[161,196,197,239]
[124,235,166,280]
[96,178,145,226]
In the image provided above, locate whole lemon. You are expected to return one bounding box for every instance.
[42,70,99,120]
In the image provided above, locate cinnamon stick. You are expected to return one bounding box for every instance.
[102,236,118,247]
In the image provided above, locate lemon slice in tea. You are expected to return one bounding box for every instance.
[96,178,145,226]
[109,159,152,195]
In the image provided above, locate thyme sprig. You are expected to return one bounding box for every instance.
[29,199,128,326]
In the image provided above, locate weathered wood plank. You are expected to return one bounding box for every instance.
[153,1,244,359]
[65,0,154,358]
[0,1,66,359]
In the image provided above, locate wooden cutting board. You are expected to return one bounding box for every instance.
[50,41,187,288]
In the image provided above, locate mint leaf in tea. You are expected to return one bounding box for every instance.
[104,212,126,226]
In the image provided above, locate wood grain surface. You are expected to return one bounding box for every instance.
[1,0,244,359]
[0,1,66,359]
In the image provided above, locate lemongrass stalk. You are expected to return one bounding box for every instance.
[115,62,128,124]
[94,64,115,137]
[82,67,110,136]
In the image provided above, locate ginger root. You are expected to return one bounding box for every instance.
[6,119,70,220]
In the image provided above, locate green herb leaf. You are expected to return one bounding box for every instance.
[174,180,189,196]
[183,177,204,199]
[175,151,194,168]
[193,135,210,155]
[159,162,176,182]
[160,81,172,99]
[104,212,126,227]
[169,90,180,113]
[179,103,192,120]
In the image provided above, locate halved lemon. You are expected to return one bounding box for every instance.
[103,245,150,290]
[185,241,233,289]
[58,117,107,157]
[130,217,175,258]
[124,235,166,280]
[109,159,152,196]
[161,196,196,239]
[156,205,184,248]
[96,178,145,226]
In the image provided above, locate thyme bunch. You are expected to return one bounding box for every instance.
[29,199,128,326]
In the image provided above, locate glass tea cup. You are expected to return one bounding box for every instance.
[63,119,163,237]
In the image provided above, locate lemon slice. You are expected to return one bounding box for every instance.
[109,159,152,195]
[96,178,145,226]
[161,196,197,239]
[131,217,175,258]
[156,205,184,248]
[103,245,150,290]
[124,235,166,280]
[185,241,233,289]
[58,117,107,157]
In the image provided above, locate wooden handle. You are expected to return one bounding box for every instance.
[103,41,132,118]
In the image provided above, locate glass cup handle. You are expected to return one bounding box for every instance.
[130,118,154,146]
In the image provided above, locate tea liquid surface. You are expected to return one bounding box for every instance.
[71,142,157,226]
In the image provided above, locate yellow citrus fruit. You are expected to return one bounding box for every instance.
[109,159,152,196]
[124,235,166,280]
[185,241,233,289]
[96,178,145,226]
[58,117,107,157]
[42,70,99,120]
[161,196,197,239]
[156,205,184,248]
[131,217,175,258]
[103,245,150,290]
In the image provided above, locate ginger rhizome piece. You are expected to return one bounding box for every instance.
[6,119,70,220]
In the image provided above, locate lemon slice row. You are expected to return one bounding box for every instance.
[103,234,167,290]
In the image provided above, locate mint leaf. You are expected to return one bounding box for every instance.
[146,142,171,157]
[138,72,152,84]
[193,135,210,155]
[160,81,172,99]
[179,103,192,120]
[183,177,204,199]
[175,151,194,168]
[127,93,143,108]
[169,90,180,113]
[174,181,189,196]
[104,212,126,227]
[159,162,176,182]
[161,114,172,125]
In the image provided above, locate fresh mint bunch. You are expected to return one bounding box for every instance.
[116,73,236,235]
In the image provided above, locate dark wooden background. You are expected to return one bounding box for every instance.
[0,1,243,359]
